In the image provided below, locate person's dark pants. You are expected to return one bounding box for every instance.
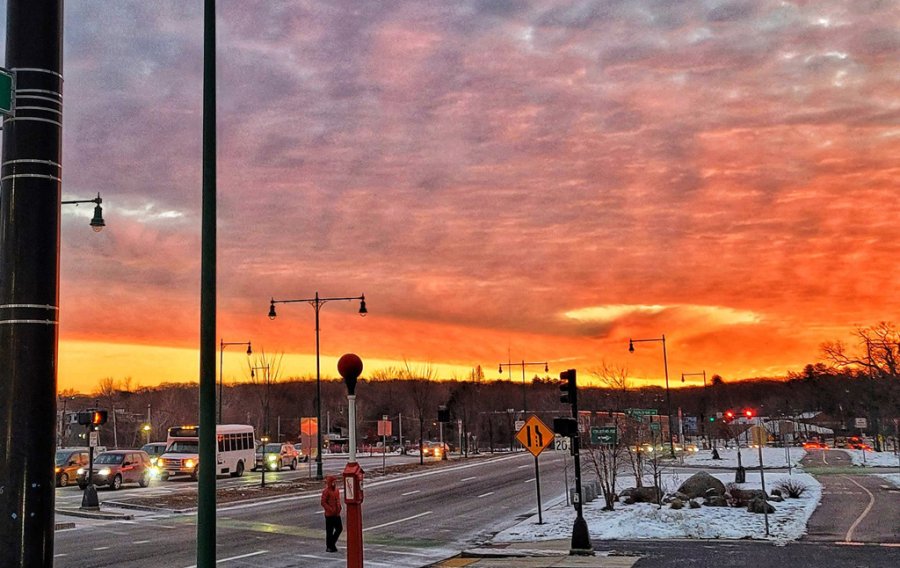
[325,515,343,551]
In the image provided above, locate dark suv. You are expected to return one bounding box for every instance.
[55,448,89,487]
[77,450,152,490]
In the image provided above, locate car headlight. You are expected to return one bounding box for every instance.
[150,457,159,466]
[98,468,111,476]
[185,459,195,469]
[267,454,277,462]
[149,466,160,478]
[76,468,85,475]
[55,467,61,473]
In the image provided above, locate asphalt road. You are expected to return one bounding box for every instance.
[53,450,570,567]
[597,540,900,568]
[801,448,900,545]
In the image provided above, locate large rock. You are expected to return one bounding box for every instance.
[677,472,726,500]
[747,497,776,514]
[631,486,662,503]
[704,495,728,507]
[729,488,768,506]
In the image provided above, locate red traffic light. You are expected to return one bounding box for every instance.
[724,410,735,422]
[744,409,754,419]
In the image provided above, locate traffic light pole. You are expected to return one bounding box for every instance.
[560,369,592,555]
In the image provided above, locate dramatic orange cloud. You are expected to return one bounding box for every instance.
[32,1,899,392]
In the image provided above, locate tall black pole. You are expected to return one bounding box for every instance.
[197,0,217,566]
[0,2,64,566]
[315,294,324,480]
[568,369,592,554]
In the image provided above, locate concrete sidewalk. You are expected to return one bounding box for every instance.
[427,540,640,567]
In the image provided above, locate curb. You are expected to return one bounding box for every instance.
[56,508,134,520]
[103,500,196,514]
[55,522,75,531]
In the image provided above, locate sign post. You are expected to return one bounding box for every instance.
[377,415,391,475]
[750,425,770,536]
[515,415,554,524]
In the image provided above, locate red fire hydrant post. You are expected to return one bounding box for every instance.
[343,461,364,568]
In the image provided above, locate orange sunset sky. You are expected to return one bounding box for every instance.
[6,1,896,393]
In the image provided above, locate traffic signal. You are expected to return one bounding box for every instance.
[437,406,450,423]
[744,409,754,419]
[91,410,108,425]
[724,410,735,423]
[559,369,577,406]
[553,417,578,437]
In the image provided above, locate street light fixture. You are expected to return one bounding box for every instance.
[219,339,252,424]
[498,360,549,415]
[61,193,105,232]
[628,335,675,458]
[267,292,367,480]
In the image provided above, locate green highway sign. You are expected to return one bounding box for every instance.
[649,422,661,433]
[625,408,658,418]
[0,68,13,116]
[591,426,618,445]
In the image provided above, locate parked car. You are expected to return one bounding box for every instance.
[254,443,300,471]
[76,450,152,490]
[55,448,89,487]
[802,440,828,450]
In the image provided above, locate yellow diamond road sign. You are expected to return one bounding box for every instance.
[516,415,554,457]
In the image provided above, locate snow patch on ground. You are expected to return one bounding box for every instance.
[494,471,821,543]
[680,447,806,469]
[845,449,900,468]
[876,473,900,487]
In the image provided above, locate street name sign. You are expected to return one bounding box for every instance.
[0,68,13,116]
[515,415,554,457]
[854,417,867,429]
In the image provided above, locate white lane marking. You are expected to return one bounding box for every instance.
[182,549,268,567]
[93,547,110,551]
[517,464,530,469]
[461,476,477,482]
[478,491,494,498]
[133,540,151,545]
[821,451,828,465]
[401,490,420,496]
[842,476,875,543]
[54,554,68,558]
[524,478,535,483]
[363,511,432,532]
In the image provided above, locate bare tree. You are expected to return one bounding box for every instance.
[401,361,438,465]
[585,362,629,510]
[247,350,284,436]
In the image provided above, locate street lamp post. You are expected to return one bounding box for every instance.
[252,364,271,490]
[498,360,549,415]
[219,339,252,424]
[61,193,105,231]
[268,292,367,480]
[629,335,675,458]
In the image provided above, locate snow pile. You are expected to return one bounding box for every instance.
[845,449,900,468]
[680,447,806,469]
[494,471,821,543]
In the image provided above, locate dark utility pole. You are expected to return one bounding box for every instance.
[0,2,64,566]
[197,0,217,566]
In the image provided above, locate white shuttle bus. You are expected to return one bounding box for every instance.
[157,424,255,480]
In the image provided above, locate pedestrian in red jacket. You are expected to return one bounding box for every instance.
[321,475,343,552]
